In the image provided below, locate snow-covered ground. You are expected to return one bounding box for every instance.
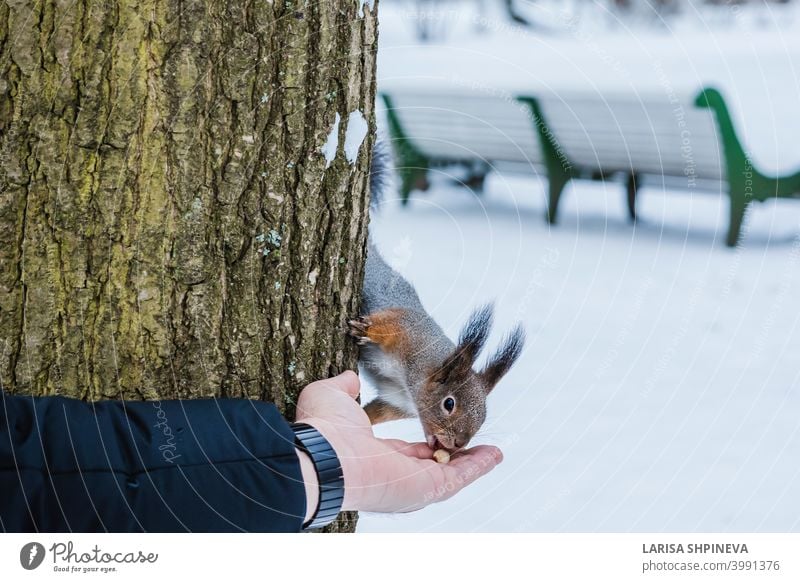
[359,174,800,533]
[358,1,800,532]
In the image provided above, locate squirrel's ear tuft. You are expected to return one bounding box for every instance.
[430,304,494,384]
[457,303,494,362]
[480,324,525,392]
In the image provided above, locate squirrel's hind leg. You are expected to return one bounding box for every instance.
[364,398,414,425]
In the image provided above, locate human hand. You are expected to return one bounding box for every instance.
[294,371,503,513]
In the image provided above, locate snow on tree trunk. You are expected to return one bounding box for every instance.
[0,0,377,532]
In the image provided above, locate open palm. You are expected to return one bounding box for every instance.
[295,371,503,513]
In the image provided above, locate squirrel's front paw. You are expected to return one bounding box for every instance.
[347,316,373,345]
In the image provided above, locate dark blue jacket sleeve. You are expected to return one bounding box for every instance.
[0,392,306,532]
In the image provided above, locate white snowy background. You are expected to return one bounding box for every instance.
[357,0,800,532]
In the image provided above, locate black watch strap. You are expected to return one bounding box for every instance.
[290,422,344,530]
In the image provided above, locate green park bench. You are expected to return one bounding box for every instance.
[381,87,800,246]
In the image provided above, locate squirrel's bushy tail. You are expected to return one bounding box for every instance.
[369,139,393,208]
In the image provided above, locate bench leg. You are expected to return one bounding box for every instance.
[504,0,531,25]
[726,192,749,247]
[400,167,430,205]
[516,96,575,225]
[626,173,638,222]
[547,175,568,224]
[463,162,489,195]
[381,94,431,204]
[464,172,486,195]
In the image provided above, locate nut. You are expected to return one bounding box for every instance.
[433,449,450,464]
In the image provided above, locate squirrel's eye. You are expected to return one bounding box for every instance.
[442,396,455,414]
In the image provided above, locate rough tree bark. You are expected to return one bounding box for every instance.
[0,0,378,532]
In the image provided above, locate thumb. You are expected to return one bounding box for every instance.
[325,370,361,400]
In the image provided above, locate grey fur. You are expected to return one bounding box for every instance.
[359,242,455,410]
[354,142,524,449]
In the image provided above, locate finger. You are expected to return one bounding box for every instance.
[324,370,361,399]
[400,446,502,510]
[449,445,504,469]
[436,445,503,499]
[382,439,435,460]
[295,370,361,419]
[301,370,361,403]
[450,444,503,466]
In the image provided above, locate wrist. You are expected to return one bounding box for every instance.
[298,418,362,512]
[290,422,345,529]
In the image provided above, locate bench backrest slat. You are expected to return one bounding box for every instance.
[537,96,724,180]
[383,89,726,181]
[385,92,546,168]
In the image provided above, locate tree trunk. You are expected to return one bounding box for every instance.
[0,0,377,532]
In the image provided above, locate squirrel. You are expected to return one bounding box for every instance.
[347,143,525,452]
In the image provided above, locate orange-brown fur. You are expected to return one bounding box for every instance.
[364,399,413,424]
[355,308,410,356]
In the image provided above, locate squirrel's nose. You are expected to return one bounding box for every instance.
[454,433,469,449]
